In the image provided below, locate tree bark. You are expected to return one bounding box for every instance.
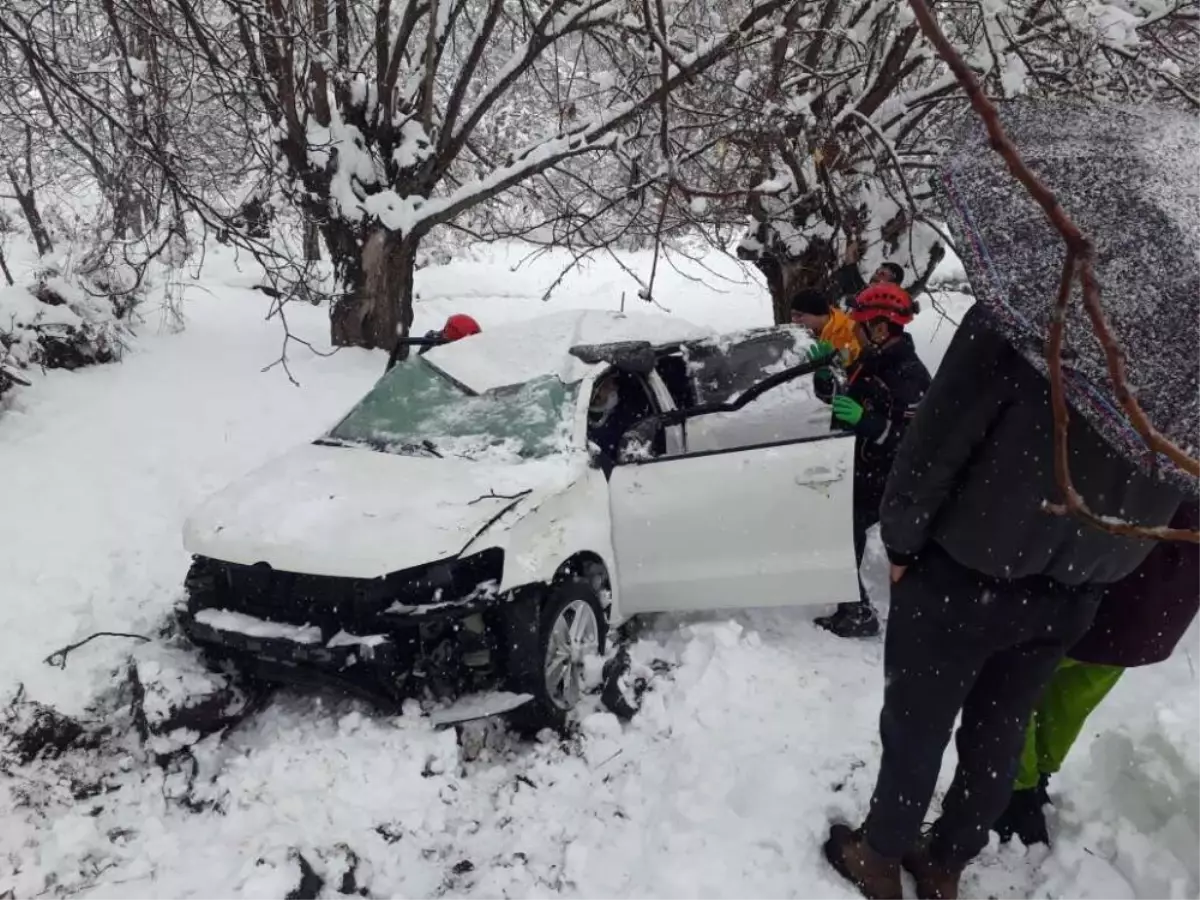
[759,239,838,324]
[8,170,53,257]
[329,227,416,351]
[0,245,13,286]
[303,218,321,260]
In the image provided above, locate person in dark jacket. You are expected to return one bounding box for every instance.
[993,498,1200,846]
[813,283,931,639]
[833,253,904,305]
[823,305,1185,900]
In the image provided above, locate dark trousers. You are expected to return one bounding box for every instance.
[850,501,877,608]
[845,473,885,611]
[862,542,1101,863]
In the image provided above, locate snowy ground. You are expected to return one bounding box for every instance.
[0,241,1196,899]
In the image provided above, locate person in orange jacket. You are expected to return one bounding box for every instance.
[790,289,861,368]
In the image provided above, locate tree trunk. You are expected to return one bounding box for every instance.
[0,246,13,286]
[330,227,415,350]
[303,218,321,261]
[8,171,53,257]
[760,239,838,324]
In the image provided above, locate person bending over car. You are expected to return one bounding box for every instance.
[812,283,930,639]
[418,313,482,355]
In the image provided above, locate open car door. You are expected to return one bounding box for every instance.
[608,327,858,614]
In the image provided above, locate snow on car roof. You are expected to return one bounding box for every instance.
[423,308,712,393]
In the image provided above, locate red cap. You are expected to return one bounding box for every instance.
[442,314,482,342]
[849,284,915,327]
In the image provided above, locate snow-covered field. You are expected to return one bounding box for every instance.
[0,242,1196,899]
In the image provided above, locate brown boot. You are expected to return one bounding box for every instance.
[823,824,902,900]
[901,839,964,900]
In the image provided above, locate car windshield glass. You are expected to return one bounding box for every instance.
[326,358,578,461]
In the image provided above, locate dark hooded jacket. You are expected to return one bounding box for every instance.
[1068,500,1199,668]
[827,332,931,512]
[880,305,1184,585]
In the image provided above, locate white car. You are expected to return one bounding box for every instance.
[180,309,858,730]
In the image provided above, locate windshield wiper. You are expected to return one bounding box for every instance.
[316,436,443,458]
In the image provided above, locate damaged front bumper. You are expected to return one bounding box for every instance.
[180,550,514,704]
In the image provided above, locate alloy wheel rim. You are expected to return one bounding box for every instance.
[544,599,599,711]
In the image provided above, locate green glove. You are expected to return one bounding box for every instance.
[808,339,835,362]
[831,395,864,426]
[814,367,834,396]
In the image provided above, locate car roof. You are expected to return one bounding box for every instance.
[423,308,713,393]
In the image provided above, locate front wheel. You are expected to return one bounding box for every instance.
[507,581,607,735]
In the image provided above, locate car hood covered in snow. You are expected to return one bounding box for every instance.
[182,442,578,578]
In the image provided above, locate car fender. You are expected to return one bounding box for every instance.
[464,464,619,614]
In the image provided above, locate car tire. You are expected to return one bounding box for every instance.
[507,580,607,735]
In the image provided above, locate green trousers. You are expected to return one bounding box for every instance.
[1014,657,1126,790]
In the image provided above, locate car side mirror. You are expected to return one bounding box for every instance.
[617,416,661,464]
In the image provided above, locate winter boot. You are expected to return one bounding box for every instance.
[992,786,1049,846]
[823,824,902,900]
[815,602,880,638]
[1036,773,1052,807]
[902,838,964,900]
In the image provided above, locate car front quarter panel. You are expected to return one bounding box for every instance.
[490,465,619,616]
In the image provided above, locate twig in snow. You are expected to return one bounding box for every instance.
[596,748,624,768]
[43,632,150,670]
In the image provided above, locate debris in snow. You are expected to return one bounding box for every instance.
[193,609,323,644]
[427,691,533,727]
[285,851,324,900]
[327,631,390,652]
[0,686,93,766]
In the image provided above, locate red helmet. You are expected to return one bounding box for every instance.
[849,283,916,327]
[442,314,481,342]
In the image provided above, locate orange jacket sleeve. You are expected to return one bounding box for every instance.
[821,308,861,368]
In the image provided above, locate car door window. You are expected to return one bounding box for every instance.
[587,370,662,466]
[677,327,836,454]
[684,327,806,404]
[652,350,695,410]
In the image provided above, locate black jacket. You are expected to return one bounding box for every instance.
[880,305,1184,585]
[829,333,931,503]
[833,263,867,306]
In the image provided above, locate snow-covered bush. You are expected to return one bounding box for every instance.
[0,268,134,400]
